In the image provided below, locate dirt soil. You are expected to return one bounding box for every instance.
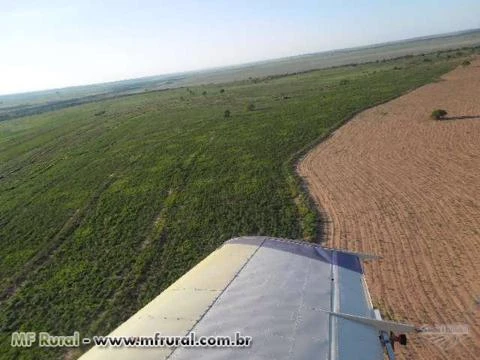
[298,58,480,359]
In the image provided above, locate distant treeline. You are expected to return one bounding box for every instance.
[1,46,478,122]
[0,75,187,122]
[0,94,110,121]
[0,87,168,122]
[245,46,479,85]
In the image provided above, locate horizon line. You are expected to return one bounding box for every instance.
[1,26,479,98]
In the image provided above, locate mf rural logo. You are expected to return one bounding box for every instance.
[418,324,469,350]
[418,295,479,351]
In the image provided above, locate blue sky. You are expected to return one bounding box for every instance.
[1,0,479,95]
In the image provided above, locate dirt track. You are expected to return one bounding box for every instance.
[298,59,480,359]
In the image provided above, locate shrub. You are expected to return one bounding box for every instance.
[94,110,106,116]
[462,60,471,66]
[202,91,207,96]
[220,89,225,93]
[246,103,255,111]
[431,109,447,120]
[224,110,230,118]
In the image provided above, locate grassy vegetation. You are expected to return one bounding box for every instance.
[0,52,467,359]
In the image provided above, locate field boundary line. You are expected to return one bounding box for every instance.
[289,62,459,244]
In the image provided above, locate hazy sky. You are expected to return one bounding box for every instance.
[1,0,479,95]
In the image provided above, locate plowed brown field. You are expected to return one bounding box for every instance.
[298,59,480,359]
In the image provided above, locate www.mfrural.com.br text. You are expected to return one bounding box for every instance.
[11,331,252,348]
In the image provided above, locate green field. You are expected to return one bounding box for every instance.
[0,52,472,359]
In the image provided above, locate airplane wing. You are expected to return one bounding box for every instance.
[79,236,413,360]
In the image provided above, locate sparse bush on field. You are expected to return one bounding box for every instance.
[462,60,471,66]
[431,109,447,120]
[202,90,207,96]
[220,89,225,93]
[94,110,106,116]
[224,109,230,118]
[339,79,349,86]
[246,103,255,111]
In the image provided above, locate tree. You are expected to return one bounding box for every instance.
[431,109,447,120]
[220,89,225,93]
[224,110,231,118]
